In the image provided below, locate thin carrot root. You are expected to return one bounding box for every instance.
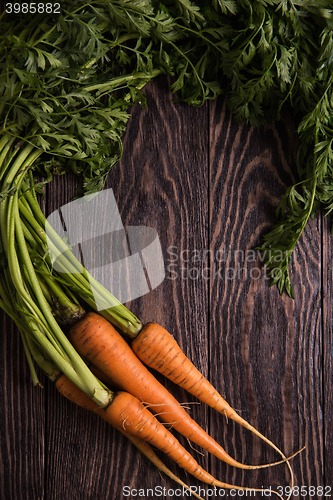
[104,390,285,499]
[132,322,298,457]
[121,432,205,500]
[56,374,284,499]
[68,312,293,472]
[55,374,204,500]
[131,322,301,499]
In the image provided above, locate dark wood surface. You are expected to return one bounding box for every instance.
[0,77,330,499]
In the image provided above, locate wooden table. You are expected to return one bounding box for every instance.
[0,77,330,499]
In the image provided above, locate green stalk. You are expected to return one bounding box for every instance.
[83,69,161,94]
[0,286,86,391]
[2,296,62,383]
[21,220,38,248]
[23,319,96,395]
[1,213,108,393]
[0,296,39,385]
[20,328,41,386]
[21,188,142,337]
[12,191,112,406]
[0,143,41,253]
[40,271,86,326]
[0,142,113,406]
[0,144,19,183]
[7,193,49,330]
[1,141,142,338]
[0,135,15,170]
[0,132,13,153]
[34,269,83,328]
[0,279,13,311]
[24,335,61,383]
[46,223,142,335]
[2,142,38,185]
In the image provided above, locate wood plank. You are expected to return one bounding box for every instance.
[323,210,333,489]
[0,314,45,500]
[208,97,323,493]
[109,75,210,496]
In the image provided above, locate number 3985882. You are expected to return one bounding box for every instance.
[5,3,61,14]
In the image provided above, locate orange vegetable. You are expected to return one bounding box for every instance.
[55,374,284,499]
[68,312,289,471]
[55,374,204,500]
[132,322,288,457]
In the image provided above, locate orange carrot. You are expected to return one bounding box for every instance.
[55,374,204,500]
[132,322,291,460]
[68,312,289,472]
[55,374,284,499]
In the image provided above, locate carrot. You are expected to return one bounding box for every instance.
[55,374,204,500]
[132,322,292,460]
[55,374,284,499]
[68,312,290,472]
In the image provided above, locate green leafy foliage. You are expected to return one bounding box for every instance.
[2,0,333,296]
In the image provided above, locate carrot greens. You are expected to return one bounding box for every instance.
[1,1,333,299]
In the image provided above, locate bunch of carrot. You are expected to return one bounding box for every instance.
[0,171,299,498]
[67,311,301,498]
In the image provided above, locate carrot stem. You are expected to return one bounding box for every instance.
[19,185,142,336]
[38,270,85,326]
[19,326,41,386]
[0,140,113,406]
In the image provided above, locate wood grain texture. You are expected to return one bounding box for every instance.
[0,313,45,500]
[0,76,330,499]
[208,96,323,494]
[44,77,211,499]
[323,210,332,488]
[106,76,210,497]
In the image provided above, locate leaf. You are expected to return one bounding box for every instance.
[36,136,51,150]
[40,101,54,114]
[35,48,46,70]
[25,51,37,73]
[276,45,293,84]
[175,0,206,22]
[43,51,64,69]
[212,0,237,15]
[2,0,333,298]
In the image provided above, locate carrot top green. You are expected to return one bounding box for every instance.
[2,0,333,296]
